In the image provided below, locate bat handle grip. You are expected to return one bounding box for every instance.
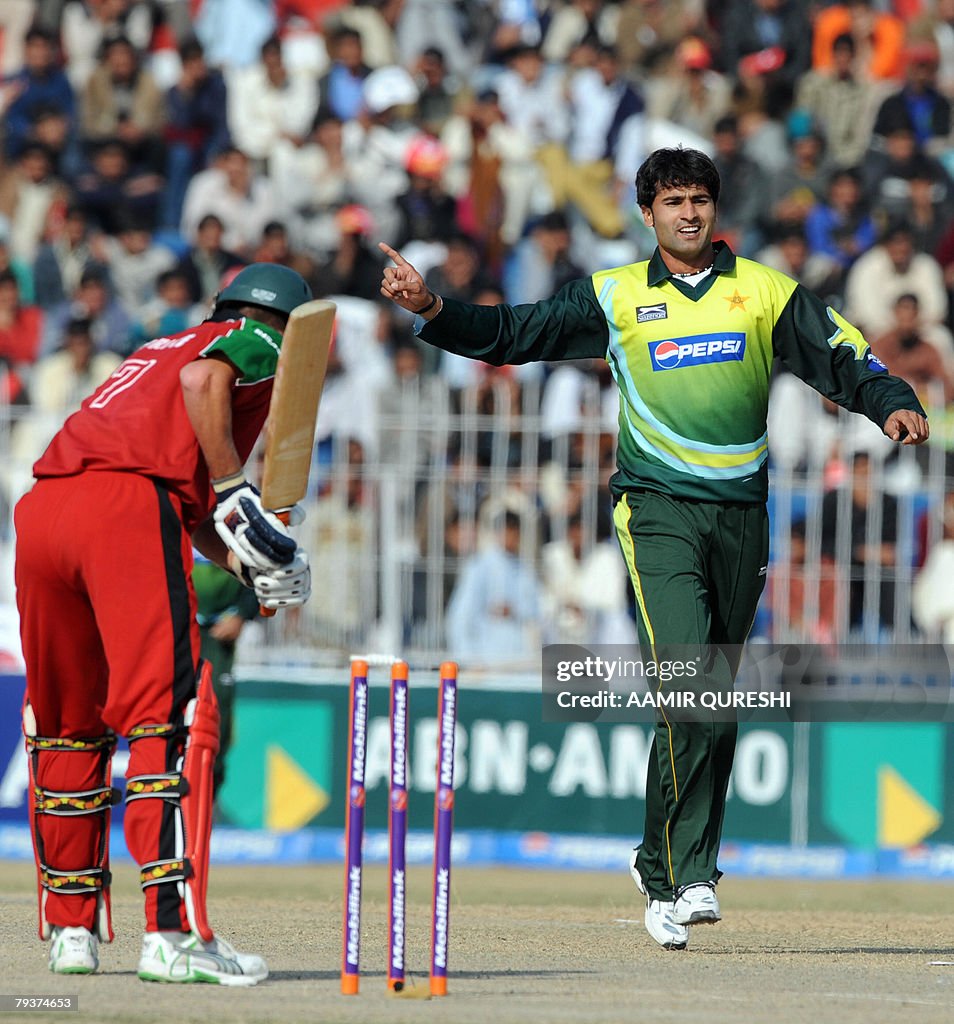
[260,509,292,618]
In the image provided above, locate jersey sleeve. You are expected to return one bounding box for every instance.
[771,284,925,429]
[416,278,609,365]
[202,318,283,384]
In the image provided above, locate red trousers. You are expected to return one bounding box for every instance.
[15,471,201,934]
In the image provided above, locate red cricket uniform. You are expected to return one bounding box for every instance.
[15,316,282,934]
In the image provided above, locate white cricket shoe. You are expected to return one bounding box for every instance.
[629,849,688,951]
[673,882,721,925]
[49,925,99,975]
[138,931,268,986]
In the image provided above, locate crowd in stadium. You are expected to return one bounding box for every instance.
[2,0,954,653]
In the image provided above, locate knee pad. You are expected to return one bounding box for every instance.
[23,702,119,943]
[125,660,220,941]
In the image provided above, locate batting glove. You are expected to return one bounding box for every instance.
[213,476,297,571]
[252,550,312,609]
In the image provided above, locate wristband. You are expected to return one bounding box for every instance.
[415,292,439,316]
[212,471,246,496]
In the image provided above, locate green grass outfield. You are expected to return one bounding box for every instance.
[2,861,954,1023]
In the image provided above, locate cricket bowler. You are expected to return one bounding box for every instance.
[379,147,928,950]
[15,263,313,982]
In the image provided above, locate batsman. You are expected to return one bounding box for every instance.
[15,264,315,982]
[380,148,929,951]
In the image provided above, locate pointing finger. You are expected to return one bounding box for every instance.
[378,241,408,266]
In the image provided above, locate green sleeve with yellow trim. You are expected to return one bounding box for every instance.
[204,317,283,384]
[772,284,925,428]
[417,279,608,365]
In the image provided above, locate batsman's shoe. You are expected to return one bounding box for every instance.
[138,931,268,986]
[629,849,688,951]
[673,882,721,926]
[49,926,99,975]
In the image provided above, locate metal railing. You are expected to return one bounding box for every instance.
[0,366,950,668]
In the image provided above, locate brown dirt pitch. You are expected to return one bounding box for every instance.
[2,860,954,1024]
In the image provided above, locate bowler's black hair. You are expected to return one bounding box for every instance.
[635,148,721,209]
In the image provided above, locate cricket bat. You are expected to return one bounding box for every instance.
[259,298,336,615]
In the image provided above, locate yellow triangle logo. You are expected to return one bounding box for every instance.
[265,745,329,832]
[878,765,941,848]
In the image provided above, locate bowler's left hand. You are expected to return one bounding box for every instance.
[884,409,929,444]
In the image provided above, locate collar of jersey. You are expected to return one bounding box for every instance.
[647,239,736,292]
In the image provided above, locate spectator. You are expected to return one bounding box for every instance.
[794,32,880,170]
[538,43,643,240]
[312,205,384,302]
[718,0,811,88]
[1,25,75,161]
[100,215,177,316]
[804,165,876,273]
[505,211,584,305]
[912,490,954,641]
[863,122,948,229]
[317,27,371,123]
[269,112,355,258]
[757,223,842,299]
[61,0,153,90]
[0,0,35,76]
[32,204,107,309]
[326,0,403,70]
[0,267,44,367]
[10,316,120,466]
[442,87,537,251]
[615,0,698,78]
[844,221,948,338]
[192,0,277,70]
[767,372,893,474]
[541,0,617,64]
[542,510,636,645]
[226,35,319,164]
[73,137,164,233]
[0,142,69,265]
[128,268,202,347]
[393,135,458,248]
[445,509,542,664]
[710,115,767,255]
[80,35,166,173]
[648,37,732,143]
[252,221,318,288]
[496,42,571,157]
[180,146,280,257]
[395,0,472,79]
[0,212,33,298]
[873,41,952,158]
[303,437,377,641]
[413,47,457,134]
[175,212,245,306]
[820,451,900,636]
[871,293,954,403]
[26,102,77,179]
[425,233,495,303]
[810,0,905,81]
[343,65,421,245]
[161,38,230,233]
[42,267,131,357]
[913,0,954,95]
[764,114,828,229]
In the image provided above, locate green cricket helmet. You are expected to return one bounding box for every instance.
[213,262,312,316]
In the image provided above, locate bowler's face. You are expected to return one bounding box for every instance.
[641,185,716,266]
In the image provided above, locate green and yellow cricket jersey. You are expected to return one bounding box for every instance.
[417,242,923,503]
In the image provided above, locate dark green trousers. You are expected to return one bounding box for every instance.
[614,490,768,900]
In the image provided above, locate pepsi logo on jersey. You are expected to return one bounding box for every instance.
[649,333,746,371]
